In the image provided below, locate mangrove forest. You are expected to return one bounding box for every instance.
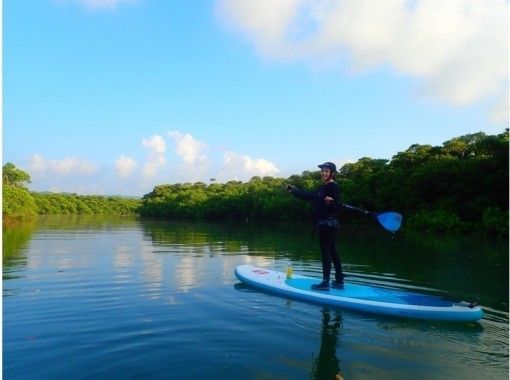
[3,131,508,235]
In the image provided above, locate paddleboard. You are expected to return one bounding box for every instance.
[235,265,483,322]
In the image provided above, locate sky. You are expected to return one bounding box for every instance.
[3,0,509,196]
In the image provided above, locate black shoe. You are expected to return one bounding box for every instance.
[311,281,330,291]
[331,280,344,289]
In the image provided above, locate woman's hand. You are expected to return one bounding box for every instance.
[324,196,334,204]
[286,184,295,193]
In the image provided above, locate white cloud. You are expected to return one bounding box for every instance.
[142,135,166,154]
[490,92,509,124]
[217,0,302,59]
[220,151,279,181]
[217,0,509,123]
[26,154,108,194]
[168,131,207,165]
[29,154,97,176]
[142,135,166,178]
[115,155,138,178]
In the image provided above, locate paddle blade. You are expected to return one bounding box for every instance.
[376,212,403,232]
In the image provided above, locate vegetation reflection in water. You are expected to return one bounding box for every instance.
[142,219,507,309]
[2,216,508,379]
[4,215,508,308]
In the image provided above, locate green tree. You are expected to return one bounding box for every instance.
[3,185,37,221]
[3,163,31,187]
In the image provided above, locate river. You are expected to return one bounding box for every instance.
[3,216,508,379]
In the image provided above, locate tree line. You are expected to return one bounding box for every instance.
[3,130,508,235]
[2,163,140,222]
[140,130,508,235]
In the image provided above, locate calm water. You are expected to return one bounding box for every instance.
[3,216,508,380]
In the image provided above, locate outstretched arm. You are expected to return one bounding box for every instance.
[287,185,317,201]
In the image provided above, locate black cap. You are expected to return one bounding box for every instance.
[318,162,337,172]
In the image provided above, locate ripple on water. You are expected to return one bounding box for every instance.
[3,220,508,380]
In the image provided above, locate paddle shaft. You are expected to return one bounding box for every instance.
[288,186,375,216]
[340,203,376,216]
[287,185,401,231]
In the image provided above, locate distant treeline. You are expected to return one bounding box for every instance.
[31,193,141,215]
[140,131,508,235]
[3,130,508,235]
[2,163,140,222]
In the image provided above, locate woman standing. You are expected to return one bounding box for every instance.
[287,162,344,291]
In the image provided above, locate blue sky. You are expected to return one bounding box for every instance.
[4,0,508,195]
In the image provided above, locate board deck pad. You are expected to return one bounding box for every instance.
[235,265,483,322]
[287,278,455,307]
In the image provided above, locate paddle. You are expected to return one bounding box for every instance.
[341,204,403,232]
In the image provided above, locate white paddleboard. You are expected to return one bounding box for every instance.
[235,265,483,322]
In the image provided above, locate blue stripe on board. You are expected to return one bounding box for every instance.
[286,278,455,307]
[234,266,484,322]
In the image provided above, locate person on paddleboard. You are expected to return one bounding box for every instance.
[286,162,344,291]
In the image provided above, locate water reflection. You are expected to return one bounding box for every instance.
[311,308,343,380]
[141,243,164,299]
[3,216,508,379]
[139,221,298,297]
[113,245,134,269]
[139,219,508,313]
[3,222,33,277]
[4,217,508,314]
[34,214,141,231]
[141,220,317,258]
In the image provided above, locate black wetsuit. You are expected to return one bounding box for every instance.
[290,181,343,282]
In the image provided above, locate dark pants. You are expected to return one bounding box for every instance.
[318,226,343,282]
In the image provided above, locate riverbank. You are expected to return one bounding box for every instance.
[3,131,508,236]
